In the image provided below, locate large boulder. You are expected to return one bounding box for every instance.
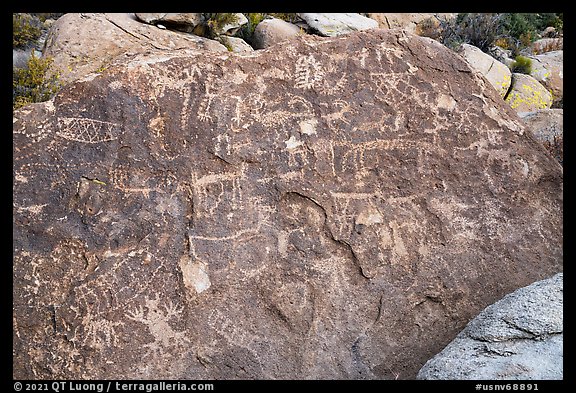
[134,13,203,32]
[252,17,302,49]
[297,13,378,37]
[518,109,563,165]
[457,44,512,98]
[529,51,563,106]
[519,109,563,144]
[209,13,248,36]
[367,13,455,35]
[417,273,563,380]
[42,13,226,85]
[218,36,254,53]
[531,37,563,55]
[505,73,553,113]
[13,48,41,70]
[13,29,563,380]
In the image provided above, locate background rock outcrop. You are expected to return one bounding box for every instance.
[417,273,563,380]
[297,13,378,36]
[519,109,563,144]
[367,13,455,35]
[528,51,563,106]
[505,72,553,113]
[13,29,563,380]
[458,43,512,98]
[134,13,203,32]
[252,17,302,49]
[43,13,226,85]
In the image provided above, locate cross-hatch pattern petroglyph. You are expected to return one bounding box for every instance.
[56,117,120,143]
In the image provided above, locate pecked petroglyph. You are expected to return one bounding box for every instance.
[56,117,121,143]
[13,29,562,380]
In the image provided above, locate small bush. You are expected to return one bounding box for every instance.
[510,55,532,74]
[202,13,241,38]
[494,37,511,49]
[438,13,503,52]
[13,52,61,110]
[415,17,444,40]
[237,13,266,43]
[269,13,299,23]
[13,13,42,49]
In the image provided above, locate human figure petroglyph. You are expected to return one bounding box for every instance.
[126,295,189,360]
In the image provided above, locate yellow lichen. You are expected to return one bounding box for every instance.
[506,82,552,110]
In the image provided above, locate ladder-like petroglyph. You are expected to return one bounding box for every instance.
[294,54,325,90]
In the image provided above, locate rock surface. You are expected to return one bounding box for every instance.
[297,13,378,37]
[458,44,512,98]
[43,13,226,85]
[505,73,553,113]
[417,273,563,380]
[252,17,302,49]
[13,48,41,70]
[218,36,254,53]
[13,29,563,380]
[134,13,203,32]
[529,51,563,106]
[531,38,563,55]
[211,13,248,36]
[368,13,455,35]
[519,109,563,144]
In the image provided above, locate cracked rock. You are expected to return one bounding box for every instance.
[417,273,563,380]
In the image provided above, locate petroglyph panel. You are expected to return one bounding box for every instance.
[13,28,562,380]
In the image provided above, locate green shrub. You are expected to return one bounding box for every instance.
[268,13,299,23]
[438,13,503,52]
[438,13,564,55]
[500,13,563,40]
[237,13,266,43]
[13,13,42,49]
[510,55,532,74]
[13,52,61,110]
[202,13,241,38]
